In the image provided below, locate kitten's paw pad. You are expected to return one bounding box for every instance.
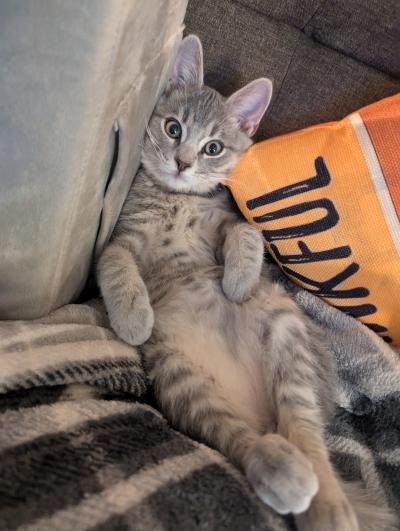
[246,434,319,515]
[111,295,154,346]
[296,493,358,531]
[222,269,259,303]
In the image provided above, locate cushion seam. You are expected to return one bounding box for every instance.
[229,0,399,80]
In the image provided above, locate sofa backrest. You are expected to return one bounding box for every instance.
[0,0,187,319]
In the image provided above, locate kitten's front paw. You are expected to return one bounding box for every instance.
[245,434,319,515]
[110,294,154,346]
[222,224,263,303]
[222,267,260,303]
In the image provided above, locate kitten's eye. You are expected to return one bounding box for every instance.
[203,140,224,156]
[165,119,182,139]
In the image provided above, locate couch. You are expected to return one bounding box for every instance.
[1,1,399,529]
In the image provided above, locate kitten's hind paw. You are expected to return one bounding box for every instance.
[245,434,319,515]
[109,294,154,346]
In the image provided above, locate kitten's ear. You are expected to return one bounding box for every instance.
[227,78,273,137]
[166,35,204,92]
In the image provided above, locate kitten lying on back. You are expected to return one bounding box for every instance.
[98,36,395,531]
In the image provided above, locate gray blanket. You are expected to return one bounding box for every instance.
[1,281,399,530]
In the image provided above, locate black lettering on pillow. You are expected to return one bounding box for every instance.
[282,263,369,299]
[245,156,393,343]
[257,199,339,240]
[246,156,330,209]
[270,240,351,264]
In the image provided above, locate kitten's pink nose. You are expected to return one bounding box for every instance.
[175,157,191,172]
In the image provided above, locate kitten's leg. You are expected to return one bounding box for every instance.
[144,338,318,515]
[222,223,264,303]
[279,405,358,531]
[279,397,358,531]
[97,241,154,346]
[264,309,358,531]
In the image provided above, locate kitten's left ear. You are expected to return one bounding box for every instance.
[166,35,204,92]
[227,78,273,137]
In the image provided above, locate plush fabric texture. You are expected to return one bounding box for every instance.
[229,94,400,345]
[0,302,281,531]
[0,397,283,531]
[0,0,187,320]
[1,283,400,530]
[0,301,146,396]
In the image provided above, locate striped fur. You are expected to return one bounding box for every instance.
[97,36,396,530]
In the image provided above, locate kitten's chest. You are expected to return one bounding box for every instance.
[139,195,234,269]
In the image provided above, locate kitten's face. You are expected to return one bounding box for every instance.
[141,35,272,195]
[142,87,251,194]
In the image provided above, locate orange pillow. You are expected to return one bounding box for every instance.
[228,94,400,345]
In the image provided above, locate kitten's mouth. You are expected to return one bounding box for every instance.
[173,170,187,179]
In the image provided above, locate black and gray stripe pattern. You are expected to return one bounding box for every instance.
[0,300,146,396]
[1,284,400,530]
[0,398,281,531]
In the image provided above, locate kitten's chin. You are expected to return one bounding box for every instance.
[143,163,215,195]
[144,169,192,194]
[166,173,220,195]
[160,173,199,194]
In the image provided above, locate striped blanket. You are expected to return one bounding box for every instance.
[1,284,400,530]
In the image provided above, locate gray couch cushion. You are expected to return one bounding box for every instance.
[238,0,400,77]
[184,0,400,140]
[0,0,187,319]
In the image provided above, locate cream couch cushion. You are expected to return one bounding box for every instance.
[0,0,187,318]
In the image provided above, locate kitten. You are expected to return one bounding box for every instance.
[98,36,395,531]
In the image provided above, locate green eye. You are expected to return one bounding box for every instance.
[165,119,182,139]
[203,140,224,156]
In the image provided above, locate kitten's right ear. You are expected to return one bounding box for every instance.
[227,78,273,137]
[166,35,204,93]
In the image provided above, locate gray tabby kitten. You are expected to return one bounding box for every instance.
[98,36,394,531]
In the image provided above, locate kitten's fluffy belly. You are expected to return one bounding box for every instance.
[152,268,278,434]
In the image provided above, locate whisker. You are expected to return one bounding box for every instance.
[144,120,161,148]
[144,120,167,163]
[148,142,164,163]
